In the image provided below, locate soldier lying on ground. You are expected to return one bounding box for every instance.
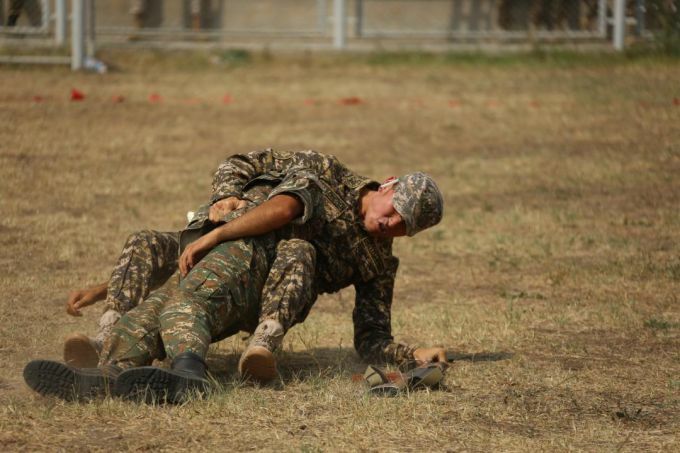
[61,183,274,368]
[24,149,446,403]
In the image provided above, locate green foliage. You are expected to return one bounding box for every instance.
[214,49,251,66]
[644,318,677,330]
[646,0,680,55]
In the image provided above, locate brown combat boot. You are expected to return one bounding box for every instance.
[63,333,100,368]
[63,310,120,367]
[238,319,284,384]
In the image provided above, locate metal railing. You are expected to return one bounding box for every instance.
[0,1,671,71]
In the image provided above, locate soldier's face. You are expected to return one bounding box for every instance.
[364,188,407,238]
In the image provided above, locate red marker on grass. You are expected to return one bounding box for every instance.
[339,97,362,105]
[70,89,85,101]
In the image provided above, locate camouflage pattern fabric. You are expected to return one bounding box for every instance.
[99,278,172,368]
[100,236,323,368]
[259,239,316,331]
[160,238,270,358]
[391,172,444,237]
[102,148,432,368]
[103,182,276,317]
[104,230,180,314]
[212,149,423,364]
[101,238,271,368]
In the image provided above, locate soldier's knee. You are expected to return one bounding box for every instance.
[125,229,155,247]
[278,239,316,265]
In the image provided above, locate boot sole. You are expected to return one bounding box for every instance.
[63,334,100,368]
[23,360,112,401]
[114,367,208,404]
[239,346,277,383]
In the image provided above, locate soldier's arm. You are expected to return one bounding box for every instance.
[211,149,332,205]
[352,257,420,365]
[210,149,277,204]
[179,194,304,276]
[353,271,446,365]
[66,282,108,316]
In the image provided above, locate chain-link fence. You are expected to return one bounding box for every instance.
[91,0,614,42]
[95,0,328,40]
[1,1,675,70]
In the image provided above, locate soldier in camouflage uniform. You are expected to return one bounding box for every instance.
[63,229,181,367]
[24,149,446,403]
[63,184,274,368]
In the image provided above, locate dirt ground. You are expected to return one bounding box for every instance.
[0,51,679,451]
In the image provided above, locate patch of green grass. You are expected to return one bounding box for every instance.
[365,48,680,68]
[213,49,251,66]
[644,318,678,330]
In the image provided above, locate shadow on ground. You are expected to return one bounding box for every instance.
[207,347,514,383]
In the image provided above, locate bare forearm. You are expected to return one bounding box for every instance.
[179,194,304,277]
[91,282,108,299]
[210,194,302,243]
[66,282,108,316]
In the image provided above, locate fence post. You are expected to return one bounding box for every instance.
[55,0,66,46]
[598,0,607,37]
[613,0,625,51]
[333,0,346,49]
[71,0,85,70]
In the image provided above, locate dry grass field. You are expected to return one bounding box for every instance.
[0,50,679,451]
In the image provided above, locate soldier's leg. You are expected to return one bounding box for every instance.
[159,238,268,360]
[23,278,175,402]
[129,0,146,22]
[114,239,270,403]
[65,230,179,367]
[104,230,180,314]
[259,239,317,331]
[99,275,179,369]
[240,239,317,382]
[7,0,25,26]
[25,0,41,27]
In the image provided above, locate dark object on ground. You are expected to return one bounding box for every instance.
[362,363,446,397]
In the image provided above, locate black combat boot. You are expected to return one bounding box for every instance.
[114,352,210,404]
[23,360,121,401]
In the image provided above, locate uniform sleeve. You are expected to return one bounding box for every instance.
[210,149,275,204]
[353,256,419,365]
[211,150,328,225]
[266,169,322,225]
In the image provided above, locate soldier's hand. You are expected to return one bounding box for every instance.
[413,347,447,365]
[179,233,219,277]
[209,197,248,223]
[66,284,107,317]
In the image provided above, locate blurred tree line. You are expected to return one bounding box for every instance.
[647,0,680,54]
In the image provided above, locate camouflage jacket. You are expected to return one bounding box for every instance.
[210,149,418,364]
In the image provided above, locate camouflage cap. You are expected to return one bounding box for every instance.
[391,172,444,236]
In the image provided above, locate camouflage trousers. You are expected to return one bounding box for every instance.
[100,238,317,368]
[104,230,180,315]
